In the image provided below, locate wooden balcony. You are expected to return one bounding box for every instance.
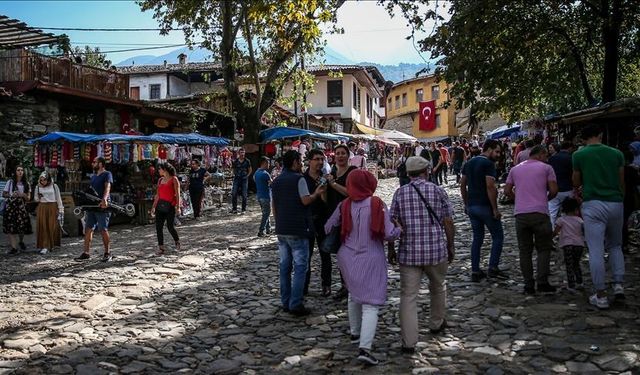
[0,49,129,99]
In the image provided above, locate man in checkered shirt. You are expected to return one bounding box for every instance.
[390,156,455,353]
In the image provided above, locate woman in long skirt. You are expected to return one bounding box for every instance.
[3,165,32,254]
[34,171,64,254]
[324,169,401,365]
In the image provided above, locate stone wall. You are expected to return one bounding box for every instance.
[104,108,121,134]
[0,94,60,179]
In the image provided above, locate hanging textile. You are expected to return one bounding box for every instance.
[104,142,113,163]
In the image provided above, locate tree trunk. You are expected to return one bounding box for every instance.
[601,0,622,102]
[238,109,262,145]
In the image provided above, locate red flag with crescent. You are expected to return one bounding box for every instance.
[419,100,436,131]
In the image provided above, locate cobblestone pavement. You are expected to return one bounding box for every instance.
[0,178,638,374]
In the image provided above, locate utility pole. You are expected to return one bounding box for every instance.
[301,54,308,130]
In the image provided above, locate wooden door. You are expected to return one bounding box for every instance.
[130,86,140,100]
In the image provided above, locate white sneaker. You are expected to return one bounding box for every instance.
[39,248,48,255]
[613,283,625,299]
[589,293,609,309]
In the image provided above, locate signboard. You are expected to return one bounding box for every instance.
[418,100,436,132]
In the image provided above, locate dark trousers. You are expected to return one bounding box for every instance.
[515,213,553,287]
[156,206,179,246]
[562,245,584,288]
[189,188,204,218]
[305,218,332,292]
[231,177,248,211]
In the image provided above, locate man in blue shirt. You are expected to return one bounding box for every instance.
[547,142,574,229]
[460,139,506,282]
[76,157,114,262]
[253,157,272,237]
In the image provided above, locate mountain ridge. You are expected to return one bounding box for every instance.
[115,46,434,83]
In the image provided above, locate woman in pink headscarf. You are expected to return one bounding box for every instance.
[324,169,401,365]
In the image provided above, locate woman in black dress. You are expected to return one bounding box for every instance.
[3,165,32,254]
[325,144,357,299]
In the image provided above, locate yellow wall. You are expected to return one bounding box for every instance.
[386,76,458,138]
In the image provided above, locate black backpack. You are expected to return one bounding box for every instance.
[397,158,408,178]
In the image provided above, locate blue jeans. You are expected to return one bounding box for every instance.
[258,198,271,233]
[231,177,248,211]
[468,205,504,272]
[278,235,310,310]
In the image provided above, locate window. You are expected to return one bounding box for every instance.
[402,93,407,107]
[366,94,372,118]
[416,88,424,102]
[395,95,400,109]
[431,85,440,100]
[149,84,161,100]
[353,82,358,110]
[327,80,343,107]
[435,114,441,128]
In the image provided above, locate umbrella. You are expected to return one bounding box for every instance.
[381,130,417,143]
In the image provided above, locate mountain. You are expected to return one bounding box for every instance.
[115,46,432,83]
[359,62,433,84]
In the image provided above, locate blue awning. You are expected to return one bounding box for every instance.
[27,132,95,144]
[259,127,348,143]
[28,131,229,146]
[487,125,522,140]
[150,133,230,146]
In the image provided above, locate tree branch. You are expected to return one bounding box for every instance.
[243,4,262,120]
[551,26,596,104]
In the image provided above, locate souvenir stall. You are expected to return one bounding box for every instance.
[259,127,348,162]
[333,132,400,178]
[29,131,229,232]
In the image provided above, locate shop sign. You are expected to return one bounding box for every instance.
[154,118,169,128]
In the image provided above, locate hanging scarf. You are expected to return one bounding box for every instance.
[340,169,385,242]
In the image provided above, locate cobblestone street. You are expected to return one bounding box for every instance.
[0,178,638,374]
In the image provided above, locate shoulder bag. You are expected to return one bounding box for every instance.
[410,183,441,227]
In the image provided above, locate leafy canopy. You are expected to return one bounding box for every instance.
[384,0,640,123]
[139,0,345,143]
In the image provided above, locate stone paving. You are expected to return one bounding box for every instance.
[0,178,638,374]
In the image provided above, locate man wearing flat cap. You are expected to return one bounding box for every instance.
[390,156,455,353]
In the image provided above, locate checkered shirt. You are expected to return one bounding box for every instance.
[391,178,453,266]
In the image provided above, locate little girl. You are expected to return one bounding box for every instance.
[553,198,585,290]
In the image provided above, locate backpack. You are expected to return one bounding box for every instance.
[397,158,408,178]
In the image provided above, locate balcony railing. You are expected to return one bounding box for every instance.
[0,49,129,99]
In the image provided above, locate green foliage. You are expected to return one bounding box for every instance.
[384,0,640,124]
[138,0,346,143]
[73,46,113,69]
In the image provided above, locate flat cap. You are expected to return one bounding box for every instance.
[406,156,431,173]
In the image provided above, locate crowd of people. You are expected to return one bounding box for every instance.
[1,124,633,366]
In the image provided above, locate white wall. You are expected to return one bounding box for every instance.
[129,74,167,100]
[281,75,357,119]
[168,75,190,97]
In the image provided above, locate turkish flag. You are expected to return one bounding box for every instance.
[418,100,436,131]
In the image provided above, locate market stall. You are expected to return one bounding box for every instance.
[28,131,230,233]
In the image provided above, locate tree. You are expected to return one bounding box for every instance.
[383,0,640,123]
[72,46,112,69]
[140,0,345,144]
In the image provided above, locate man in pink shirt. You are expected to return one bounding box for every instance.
[504,145,558,295]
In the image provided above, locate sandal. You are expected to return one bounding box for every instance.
[156,245,166,256]
[175,241,181,252]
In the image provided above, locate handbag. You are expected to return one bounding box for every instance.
[156,200,173,214]
[320,225,341,254]
[410,183,441,227]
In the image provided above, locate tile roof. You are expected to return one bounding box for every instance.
[117,62,221,74]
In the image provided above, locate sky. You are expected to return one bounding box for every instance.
[0,0,446,65]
